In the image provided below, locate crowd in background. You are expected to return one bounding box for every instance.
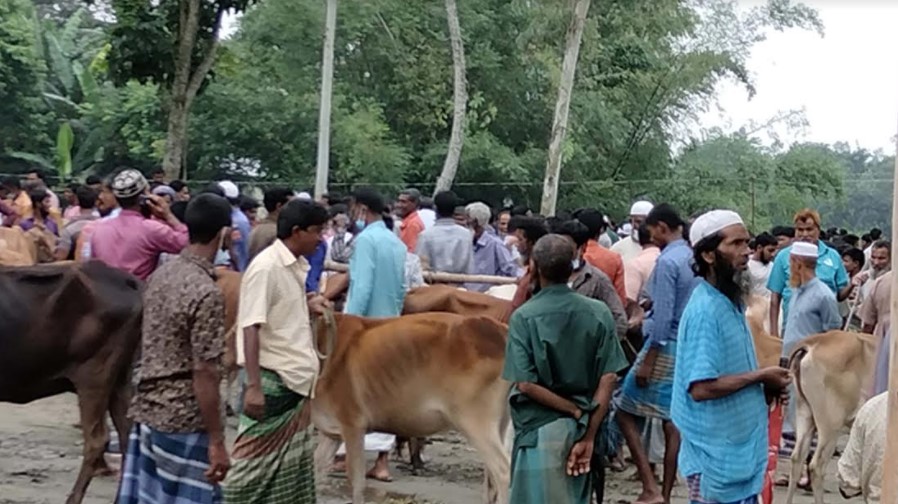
[0,166,892,504]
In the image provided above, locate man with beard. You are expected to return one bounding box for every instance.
[616,203,696,504]
[672,210,791,504]
[747,232,777,298]
[767,209,850,338]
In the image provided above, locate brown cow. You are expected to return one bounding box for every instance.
[311,312,511,504]
[784,330,878,504]
[402,284,511,321]
[0,261,142,504]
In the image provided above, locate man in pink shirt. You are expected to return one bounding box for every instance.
[90,169,188,281]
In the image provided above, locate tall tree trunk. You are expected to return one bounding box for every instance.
[162,0,224,181]
[433,0,467,196]
[315,0,338,200]
[540,0,591,216]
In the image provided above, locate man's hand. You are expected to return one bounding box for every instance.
[205,439,230,483]
[759,366,792,390]
[145,194,174,221]
[243,384,265,421]
[566,438,593,477]
[852,272,869,287]
[308,294,333,316]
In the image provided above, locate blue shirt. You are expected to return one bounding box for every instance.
[231,207,252,272]
[304,240,327,294]
[345,220,407,317]
[465,231,520,292]
[672,281,768,503]
[644,239,698,347]
[766,240,848,327]
[782,277,841,356]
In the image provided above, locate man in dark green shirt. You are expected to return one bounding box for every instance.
[503,234,628,504]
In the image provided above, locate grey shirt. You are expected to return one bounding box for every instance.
[416,218,473,274]
[783,277,841,356]
[569,262,628,340]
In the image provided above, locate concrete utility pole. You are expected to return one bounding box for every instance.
[315,0,338,200]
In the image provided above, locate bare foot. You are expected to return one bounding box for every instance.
[366,467,393,482]
[633,492,664,504]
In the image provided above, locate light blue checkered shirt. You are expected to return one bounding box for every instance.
[671,281,768,503]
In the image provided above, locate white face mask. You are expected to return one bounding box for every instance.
[214,248,231,266]
[572,258,582,271]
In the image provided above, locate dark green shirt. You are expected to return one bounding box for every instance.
[502,284,628,449]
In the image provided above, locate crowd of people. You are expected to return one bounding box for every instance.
[0,166,890,504]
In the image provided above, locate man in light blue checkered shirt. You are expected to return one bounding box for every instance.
[672,210,791,504]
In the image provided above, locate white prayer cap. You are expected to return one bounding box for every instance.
[630,200,654,217]
[218,180,239,199]
[790,241,818,258]
[689,210,744,245]
[296,191,312,201]
[619,223,633,236]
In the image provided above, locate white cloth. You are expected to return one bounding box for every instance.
[791,241,817,258]
[218,180,239,199]
[747,258,772,297]
[610,235,642,262]
[336,433,397,456]
[689,209,743,245]
[838,392,886,503]
[630,200,654,216]
[418,208,436,229]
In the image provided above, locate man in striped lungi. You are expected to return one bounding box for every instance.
[117,193,234,503]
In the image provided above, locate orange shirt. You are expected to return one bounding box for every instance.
[583,240,627,305]
[399,211,425,253]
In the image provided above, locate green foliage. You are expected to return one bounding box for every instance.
[0,0,53,162]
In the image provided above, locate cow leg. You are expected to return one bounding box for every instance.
[108,380,132,463]
[66,385,112,504]
[409,437,425,474]
[313,433,341,484]
[785,403,815,504]
[808,420,840,504]
[342,426,367,504]
[455,416,510,504]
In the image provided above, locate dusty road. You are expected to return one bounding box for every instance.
[0,394,860,504]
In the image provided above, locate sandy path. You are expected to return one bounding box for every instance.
[0,394,860,504]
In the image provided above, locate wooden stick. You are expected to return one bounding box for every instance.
[882,123,898,504]
[324,260,519,285]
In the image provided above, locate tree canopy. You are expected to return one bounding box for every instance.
[0,0,891,234]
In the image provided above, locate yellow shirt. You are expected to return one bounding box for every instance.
[237,239,319,396]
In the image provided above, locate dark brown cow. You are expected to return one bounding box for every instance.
[0,261,142,504]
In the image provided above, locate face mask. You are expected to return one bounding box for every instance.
[572,258,581,271]
[214,248,231,266]
[213,228,231,266]
[355,219,367,231]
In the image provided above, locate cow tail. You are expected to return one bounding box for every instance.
[788,346,809,405]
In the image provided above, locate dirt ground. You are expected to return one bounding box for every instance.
[0,394,862,504]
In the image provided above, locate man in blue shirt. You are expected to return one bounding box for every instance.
[617,203,698,504]
[339,186,407,481]
[219,181,252,271]
[673,209,791,504]
[767,209,852,337]
[463,202,520,292]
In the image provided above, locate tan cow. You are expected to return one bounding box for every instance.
[784,330,878,504]
[311,312,511,504]
[403,284,512,321]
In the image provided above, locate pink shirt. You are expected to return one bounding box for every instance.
[624,246,661,302]
[90,209,188,280]
[64,205,82,221]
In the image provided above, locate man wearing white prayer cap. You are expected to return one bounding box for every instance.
[766,209,851,339]
[778,231,841,484]
[611,200,654,262]
[671,209,792,504]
